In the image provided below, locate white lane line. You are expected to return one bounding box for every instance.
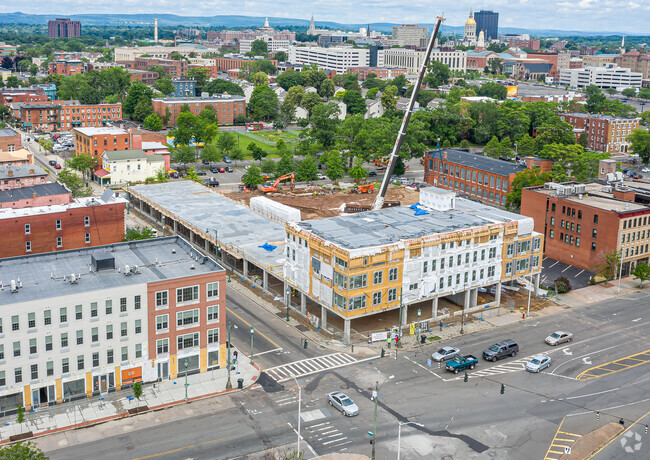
[287,422,318,457]
[549,261,560,268]
[255,347,283,356]
[565,387,620,400]
[562,265,571,273]
[632,318,642,322]
[567,397,650,417]
[322,436,348,446]
[307,422,329,429]
[403,355,443,380]
[574,270,584,278]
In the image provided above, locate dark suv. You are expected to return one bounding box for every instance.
[483,339,519,362]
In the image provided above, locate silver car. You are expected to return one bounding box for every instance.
[526,355,552,373]
[545,331,573,346]
[432,346,461,362]
[327,392,359,416]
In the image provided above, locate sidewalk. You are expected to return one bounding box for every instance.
[0,347,259,443]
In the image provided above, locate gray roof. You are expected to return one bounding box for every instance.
[0,128,18,138]
[0,164,47,180]
[0,183,68,204]
[0,237,223,305]
[432,149,526,177]
[103,149,152,161]
[129,181,287,274]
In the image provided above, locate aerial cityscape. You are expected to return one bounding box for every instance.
[0,4,649,460]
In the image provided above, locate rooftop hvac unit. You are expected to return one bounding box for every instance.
[606,173,615,183]
[615,171,624,181]
[602,185,612,193]
[574,184,586,194]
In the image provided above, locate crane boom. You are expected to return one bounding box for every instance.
[372,16,445,211]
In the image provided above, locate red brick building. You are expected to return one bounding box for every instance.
[73,127,139,168]
[521,182,650,273]
[558,113,641,153]
[48,59,84,76]
[15,101,122,133]
[0,91,48,105]
[0,127,21,152]
[0,165,48,191]
[347,67,408,81]
[118,58,188,79]
[211,57,278,72]
[48,18,81,38]
[508,38,540,50]
[151,96,246,126]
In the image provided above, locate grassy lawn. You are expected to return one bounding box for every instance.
[235,130,307,158]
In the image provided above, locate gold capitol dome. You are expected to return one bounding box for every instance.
[465,9,476,25]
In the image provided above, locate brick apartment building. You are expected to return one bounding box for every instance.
[151,96,246,126]
[15,102,122,133]
[614,51,650,80]
[347,67,408,80]
[423,149,528,208]
[0,127,21,152]
[508,38,541,50]
[211,57,279,73]
[48,18,81,38]
[0,91,48,105]
[118,58,188,79]
[48,59,84,76]
[73,127,138,168]
[521,182,650,273]
[0,165,48,191]
[0,184,126,258]
[558,113,641,153]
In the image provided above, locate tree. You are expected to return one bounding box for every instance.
[133,381,143,400]
[260,158,277,174]
[301,93,323,117]
[123,82,153,118]
[598,251,621,280]
[572,150,610,182]
[78,85,102,104]
[578,132,588,148]
[247,141,267,162]
[200,142,222,164]
[342,90,366,115]
[275,153,295,176]
[505,168,552,210]
[499,136,514,160]
[285,86,306,107]
[66,154,96,173]
[170,111,196,146]
[57,169,92,197]
[276,69,303,90]
[153,76,175,96]
[143,113,163,132]
[249,86,278,120]
[381,85,398,111]
[483,136,501,158]
[366,87,379,100]
[309,103,340,149]
[424,61,451,88]
[172,145,196,165]
[318,79,335,99]
[186,67,210,95]
[38,137,53,152]
[621,87,637,98]
[296,155,319,181]
[628,129,650,164]
[517,133,537,157]
[249,40,269,56]
[204,79,245,97]
[460,139,470,149]
[0,442,48,460]
[324,150,345,182]
[275,139,290,156]
[639,88,650,100]
[251,60,277,75]
[16,404,25,434]
[250,71,269,87]
[124,226,157,241]
[554,276,572,294]
[216,133,237,156]
[477,81,507,100]
[273,51,288,62]
[631,262,650,288]
[132,95,153,123]
[242,163,264,187]
[348,157,368,181]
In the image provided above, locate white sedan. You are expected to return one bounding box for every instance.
[526,355,552,373]
[545,331,573,346]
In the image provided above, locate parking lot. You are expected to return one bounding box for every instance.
[541,257,595,290]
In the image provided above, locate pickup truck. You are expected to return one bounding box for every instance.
[445,355,478,374]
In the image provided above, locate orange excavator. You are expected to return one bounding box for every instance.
[261,173,295,193]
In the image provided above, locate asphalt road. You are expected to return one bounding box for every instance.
[40,288,650,460]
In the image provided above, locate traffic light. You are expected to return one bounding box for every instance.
[500,384,505,395]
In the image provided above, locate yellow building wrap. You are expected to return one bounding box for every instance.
[200,348,208,372]
[170,355,177,379]
[56,378,63,404]
[115,366,121,391]
[220,343,227,368]
[24,385,32,410]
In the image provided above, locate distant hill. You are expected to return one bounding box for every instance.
[0,12,646,37]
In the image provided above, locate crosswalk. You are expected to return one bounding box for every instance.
[304,419,351,451]
[544,419,581,459]
[264,353,362,383]
[444,355,541,381]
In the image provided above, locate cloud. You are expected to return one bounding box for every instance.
[0,0,648,34]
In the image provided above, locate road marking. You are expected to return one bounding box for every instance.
[561,265,571,273]
[549,261,560,268]
[543,417,581,460]
[587,410,650,457]
[287,422,318,457]
[632,317,642,322]
[255,347,283,356]
[562,348,573,356]
[574,270,584,278]
[582,357,592,365]
[403,355,443,379]
[226,307,281,349]
[576,349,650,381]
[264,353,377,382]
[568,397,650,417]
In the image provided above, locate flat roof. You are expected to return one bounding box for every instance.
[0,236,223,305]
[152,95,246,103]
[0,183,68,204]
[560,112,640,121]
[129,181,286,274]
[103,149,160,161]
[431,149,526,177]
[0,128,18,137]
[0,164,47,180]
[73,127,128,136]
[530,183,649,213]
[0,193,127,219]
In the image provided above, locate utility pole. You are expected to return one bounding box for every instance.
[397,421,424,460]
[372,380,378,460]
[184,359,188,401]
[226,320,232,389]
[289,373,302,455]
[250,326,255,364]
[416,308,421,344]
[286,286,291,322]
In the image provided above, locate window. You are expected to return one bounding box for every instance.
[156,291,168,307]
[591,242,596,251]
[121,346,128,362]
[334,272,348,290]
[372,291,382,306]
[121,322,127,337]
[56,219,62,230]
[105,300,112,315]
[106,325,113,340]
[576,237,580,247]
[550,229,554,239]
[26,241,31,252]
[76,330,83,345]
[577,224,581,234]
[439,278,444,289]
[349,274,367,289]
[335,256,348,270]
[45,335,52,351]
[387,288,397,302]
[60,307,67,323]
[25,223,30,234]
[551,203,556,212]
[449,256,454,267]
[207,282,219,299]
[75,304,82,320]
[91,327,99,343]
[533,238,541,252]
[592,229,597,238]
[156,339,169,355]
[46,361,54,377]
[84,216,90,226]
[91,352,100,368]
[348,295,366,311]
[62,358,69,374]
[29,338,37,355]
[85,233,90,244]
[594,214,599,225]
[120,297,127,312]
[77,355,84,370]
[533,255,540,268]
[0,371,4,386]
[207,305,219,322]
[135,320,142,334]
[156,315,169,331]
[15,368,22,384]
[489,247,497,259]
[550,217,555,226]
[135,343,143,359]
[207,328,219,344]
[107,349,114,364]
[28,312,36,328]
[373,270,383,285]
[91,302,98,318]
[177,332,199,350]
[177,309,199,327]
[61,333,68,348]
[388,267,398,282]
[176,286,199,303]
[56,237,62,247]
[13,341,21,357]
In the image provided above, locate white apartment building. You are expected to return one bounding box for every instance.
[240,35,291,54]
[101,149,165,185]
[0,237,225,414]
[113,45,212,61]
[288,46,369,73]
[379,48,467,73]
[392,24,429,47]
[560,65,642,88]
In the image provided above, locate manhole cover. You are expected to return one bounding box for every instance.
[295,325,309,332]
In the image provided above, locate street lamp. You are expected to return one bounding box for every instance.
[527,272,533,317]
[371,374,394,460]
[226,320,232,390]
[617,250,626,295]
[286,287,291,322]
[416,308,421,344]
[397,421,424,460]
[289,373,302,455]
[250,326,255,364]
[184,359,188,401]
[397,295,403,348]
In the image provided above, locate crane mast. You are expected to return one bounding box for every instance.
[372,16,445,211]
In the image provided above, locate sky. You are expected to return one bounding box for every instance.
[2,0,650,34]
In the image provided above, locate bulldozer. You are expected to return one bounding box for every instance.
[350,184,374,194]
[260,173,295,193]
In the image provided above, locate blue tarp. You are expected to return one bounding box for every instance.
[409,203,422,210]
[414,209,429,216]
[258,243,277,251]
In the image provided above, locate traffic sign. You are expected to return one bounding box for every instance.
[427,359,432,367]
[564,446,571,454]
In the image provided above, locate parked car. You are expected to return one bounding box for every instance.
[210,167,219,173]
[545,331,573,346]
[204,178,220,187]
[445,355,478,374]
[642,168,650,173]
[526,355,552,373]
[49,160,57,166]
[54,163,62,170]
[432,346,461,362]
[196,170,207,176]
[217,167,226,173]
[223,156,232,163]
[368,171,377,177]
[316,172,327,180]
[225,166,233,172]
[202,160,210,165]
[327,392,359,416]
[482,339,519,362]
